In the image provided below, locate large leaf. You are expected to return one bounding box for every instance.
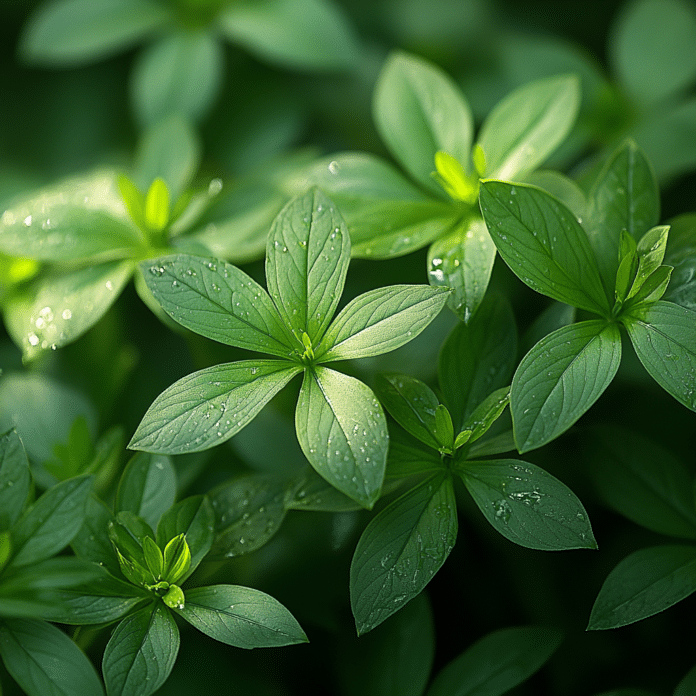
[317,285,449,361]
[427,625,563,696]
[350,474,457,634]
[623,301,696,412]
[457,458,596,550]
[373,51,473,194]
[176,585,307,648]
[0,618,104,696]
[664,213,696,311]
[140,255,294,356]
[130,360,302,454]
[19,0,170,66]
[588,545,696,630]
[480,181,609,314]
[217,0,358,71]
[477,74,580,180]
[296,367,388,509]
[0,429,31,531]
[266,188,349,344]
[511,320,622,453]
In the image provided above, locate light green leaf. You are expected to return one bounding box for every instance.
[266,188,349,344]
[627,225,670,299]
[372,51,473,194]
[177,584,308,647]
[427,625,563,696]
[588,545,696,630]
[625,265,672,307]
[217,0,358,71]
[480,181,609,315]
[131,29,224,127]
[664,213,696,311]
[0,619,104,696]
[434,405,454,451]
[623,301,696,411]
[457,458,596,550]
[512,320,622,453]
[139,255,294,356]
[143,178,169,232]
[115,453,177,530]
[477,74,580,180]
[19,0,170,66]
[317,285,449,361]
[0,429,31,531]
[427,216,497,323]
[296,367,388,509]
[130,360,302,454]
[350,474,457,634]
[458,386,510,445]
[102,602,179,696]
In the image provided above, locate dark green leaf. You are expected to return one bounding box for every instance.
[284,466,363,512]
[296,367,388,509]
[139,255,294,356]
[0,618,104,696]
[0,429,31,531]
[130,360,302,454]
[10,475,93,567]
[664,214,696,311]
[588,545,696,630]
[350,474,457,634]
[480,181,609,314]
[477,74,580,179]
[265,188,349,344]
[177,584,307,647]
[385,426,445,479]
[623,301,696,411]
[373,51,473,194]
[458,458,596,550]
[102,602,179,696]
[467,430,517,458]
[71,495,120,577]
[427,625,563,696]
[674,664,696,696]
[511,320,622,453]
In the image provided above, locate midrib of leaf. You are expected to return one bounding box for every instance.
[111,602,160,686]
[184,600,293,638]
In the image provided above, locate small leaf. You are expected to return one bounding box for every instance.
[296,367,388,509]
[162,535,191,584]
[457,458,596,550]
[102,602,179,696]
[432,151,478,204]
[0,429,31,531]
[625,265,672,307]
[434,405,454,452]
[350,474,457,634]
[588,545,696,630]
[511,320,622,453]
[162,585,185,610]
[176,585,308,648]
[628,225,670,298]
[427,625,563,696]
[130,360,302,454]
[458,386,511,445]
[144,177,170,232]
[117,174,146,231]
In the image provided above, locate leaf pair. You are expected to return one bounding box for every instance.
[131,188,449,508]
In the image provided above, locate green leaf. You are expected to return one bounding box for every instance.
[284,466,363,511]
[0,170,143,262]
[350,474,457,634]
[610,0,696,106]
[265,188,349,344]
[586,140,659,294]
[8,260,134,360]
[522,301,577,354]
[156,496,215,580]
[434,405,454,452]
[427,217,497,323]
[385,427,445,479]
[0,429,31,531]
[628,225,670,298]
[458,386,510,445]
[130,360,302,454]
[102,602,179,696]
[467,430,517,459]
[0,619,104,696]
[131,29,224,127]
[115,453,176,530]
[438,293,517,429]
[480,181,609,315]
[374,374,440,450]
[623,301,696,411]
[675,664,696,696]
[664,213,696,311]
[585,427,696,540]
[143,178,169,232]
[71,495,120,577]
[218,0,358,71]
[208,474,287,560]
[162,535,190,585]
[142,536,164,579]
[477,74,580,179]
[625,265,672,307]
[296,367,388,509]
[317,285,449,361]
[177,584,307,647]
[139,255,295,356]
[457,458,596,550]
[10,475,93,567]
[511,320,622,453]
[588,545,696,630]
[372,50,474,194]
[19,0,170,66]
[426,625,563,696]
